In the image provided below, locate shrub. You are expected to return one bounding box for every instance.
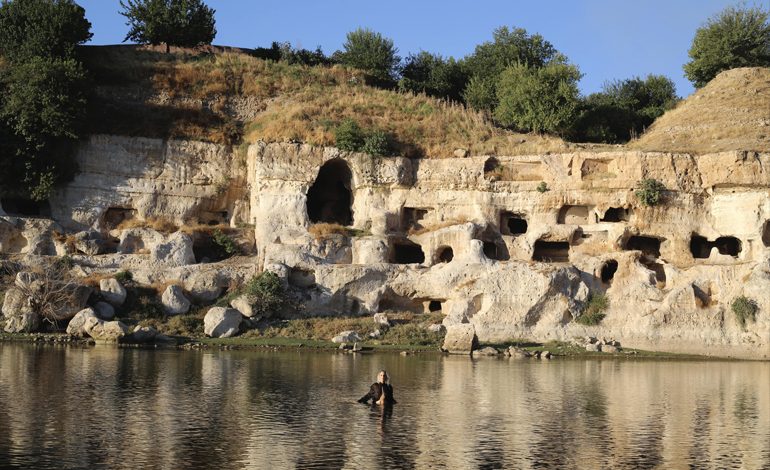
[536,181,549,193]
[684,5,770,88]
[114,270,133,283]
[576,293,608,326]
[243,271,287,318]
[334,118,365,152]
[120,0,217,50]
[336,28,400,84]
[361,129,393,156]
[731,296,758,329]
[399,51,468,102]
[634,178,666,207]
[212,228,238,257]
[463,75,498,112]
[493,60,582,135]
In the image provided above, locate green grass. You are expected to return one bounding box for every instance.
[576,293,608,326]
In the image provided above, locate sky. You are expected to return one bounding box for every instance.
[78,0,753,98]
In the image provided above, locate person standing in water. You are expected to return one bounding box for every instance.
[357,370,397,405]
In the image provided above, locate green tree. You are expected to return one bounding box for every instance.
[0,0,92,63]
[120,0,217,51]
[684,5,770,88]
[337,28,400,84]
[493,59,581,134]
[463,26,559,111]
[399,51,468,102]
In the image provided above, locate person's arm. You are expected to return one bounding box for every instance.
[357,384,376,403]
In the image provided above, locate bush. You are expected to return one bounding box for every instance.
[212,228,238,258]
[684,5,770,88]
[252,42,333,67]
[493,60,581,135]
[243,271,287,318]
[120,0,217,50]
[463,75,498,112]
[731,296,758,329]
[114,270,133,283]
[536,181,549,193]
[634,178,666,207]
[334,118,365,152]
[398,51,468,102]
[0,0,92,63]
[336,28,400,84]
[361,129,393,156]
[576,293,608,326]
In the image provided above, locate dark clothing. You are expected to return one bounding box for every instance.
[357,382,397,405]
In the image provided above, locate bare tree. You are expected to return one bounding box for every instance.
[13,258,85,329]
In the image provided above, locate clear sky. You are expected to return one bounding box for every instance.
[78,0,750,97]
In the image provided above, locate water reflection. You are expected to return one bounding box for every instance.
[0,344,768,469]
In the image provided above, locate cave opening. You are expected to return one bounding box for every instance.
[428,300,442,312]
[306,159,353,226]
[500,211,527,235]
[1,198,51,217]
[763,221,770,247]
[601,260,618,283]
[557,205,590,224]
[690,234,741,259]
[436,246,454,263]
[402,207,428,232]
[641,260,667,287]
[533,241,570,262]
[483,157,501,178]
[600,207,632,223]
[392,240,425,264]
[102,207,137,230]
[624,235,662,258]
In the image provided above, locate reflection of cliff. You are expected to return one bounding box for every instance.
[0,346,768,469]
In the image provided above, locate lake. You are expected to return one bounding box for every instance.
[0,344,768,469]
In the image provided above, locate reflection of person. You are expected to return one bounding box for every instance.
[357,370,397,405]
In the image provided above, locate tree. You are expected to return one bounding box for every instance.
[684,5,770,88]
[463,26,559,111]
[120,0,217,51]
[337,28,400,84]
[0,0,92,63]
[493,59,581,134]
[399,51,468,102]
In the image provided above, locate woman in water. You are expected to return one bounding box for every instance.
[357,370,397,405]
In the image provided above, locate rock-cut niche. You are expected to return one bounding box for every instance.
[306,159,353,226]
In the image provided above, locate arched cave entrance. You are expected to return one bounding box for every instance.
[306,159,353,226]
[436,246,454,263]
[690,234,741,259]
[601,260,618,283]
[500,211,527,235]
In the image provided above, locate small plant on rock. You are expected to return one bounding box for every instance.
[115,270,133,283]
[334,118,365,152]
[361,129,393,156]
[243,271,287,317]
[536,181,549,193]
[212,229,239,258]
[634,178,666,207]
[731,296,758,330]
[576,293,608,326]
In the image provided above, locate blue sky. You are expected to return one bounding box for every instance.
[78,0,749,97]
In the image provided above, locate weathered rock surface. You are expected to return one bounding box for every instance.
[85,319,129,342]
[442,324,478,354]
[94,302,116,320]
[67,308,98,336]
[161,285,190,315]
[332,331,361,343]
[230,295,255,318]
[151,232,195,267]
[3,312,40,333]
[472,346,500,357]
[130,325,158,343]
[203,307,242,338]
[99,278,127,306]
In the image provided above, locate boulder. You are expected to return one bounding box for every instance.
[99,278,127,307]
[541,351,552,360]
[185,270,226,302]
[71,230,107,255]
[442,323,478,354]
[3,312,40,333]
[58,285,93,320]
[85,320,129,342]
[332,330,361,343]
[151,232,195,267]
[161,285,190,316]
[368,329,382,339]
[427,323,445,334]
[602,344,619,353]
[203,307,242,338]
[66,308,99,336]
[118,228,164,254]
[94,302,116,320]
[585,343,601,352]
[230,295,255,318]
[131,325,158,343]
[472,346,500,357]
[2,287,30,318]
[373,313,390,326]
[509,347,532,359]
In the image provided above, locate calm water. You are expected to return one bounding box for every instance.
[0,344,768,470]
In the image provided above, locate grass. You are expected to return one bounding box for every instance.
[731,296,758,330]
[80,45,574,158]
[576,293,608,326]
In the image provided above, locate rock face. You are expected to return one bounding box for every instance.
[99,278,127,306]
[4,312,40,333]
[161,285,190,315]
[442,324,478,354]
[203,307,242,338]
[151,232,195,267]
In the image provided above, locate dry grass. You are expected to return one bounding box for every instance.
[81,45,574,157]
[632,67,770,154]
[408,219,470,236]
[308,223,350,239]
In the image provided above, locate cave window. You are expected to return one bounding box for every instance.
[428,300,442,312]
[436,246,454,263]
[402,207,429,232]
[690,234,741,259]
[306,158,353,226]
[714,237,741,257]
[500,211,527,235]
[600,207,631,223]
[533,241,570,262]
[624,236,662,258]
[1,198,51,218]
[392,240,425,264]
[763,221,770,247]
[690,235,710,259]
[557,205,590,224]
[601,260,618,283]
[102,207,136,230]
[483,157,501,178]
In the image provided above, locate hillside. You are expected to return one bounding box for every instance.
[81,45,575,158]
[632,67,770,154]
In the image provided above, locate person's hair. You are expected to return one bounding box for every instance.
[378,370,389,383]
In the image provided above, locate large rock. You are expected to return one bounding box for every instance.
[331,330,361,343]
[71,230,107,255]
[161,285,190,315]
[203,307,242,338]
[230,295,255,318]
[184,270,227,302]
[99,278,127,306]
[373,313,390,326]
[442,324,478,355]
[85,319,129,342]
[94,302,116,320]
[130,325,158,343]
[151,232,195,267]
[66,308,98,336]
[3,312,40,333]
[118,228,165,254]
[2,287,30,318]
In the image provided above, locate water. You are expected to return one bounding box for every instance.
[0,344,768,470]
